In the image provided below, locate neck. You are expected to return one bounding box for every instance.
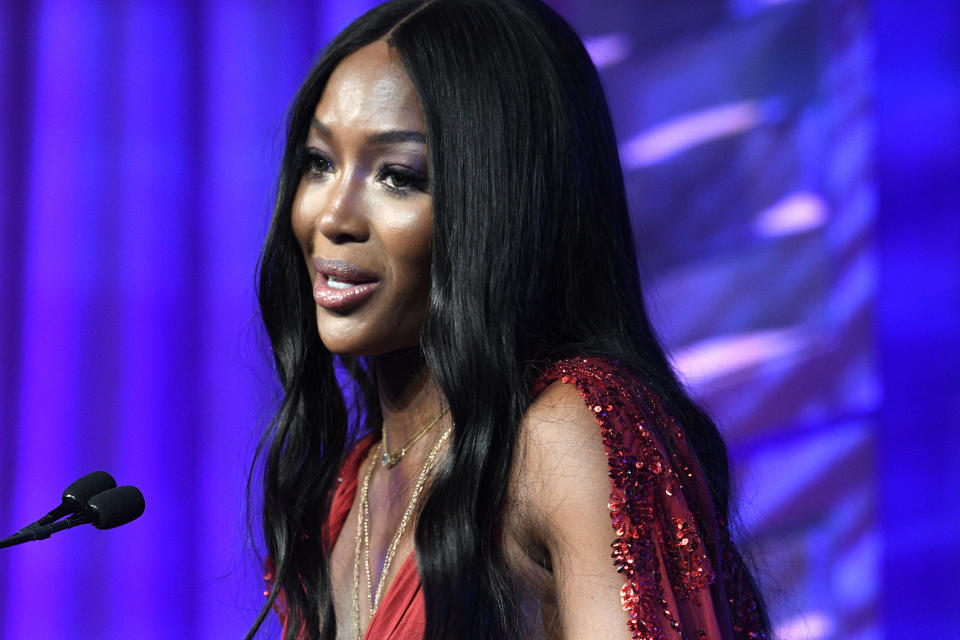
[375,348,445,449]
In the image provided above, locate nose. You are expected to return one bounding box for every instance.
[315,170,370,245]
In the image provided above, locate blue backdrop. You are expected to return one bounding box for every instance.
[1,1,957,638]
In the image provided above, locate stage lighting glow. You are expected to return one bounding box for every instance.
[670,327,810,385]
[775,611,836,640]
[584,33,633,69]
[620,99,779,168]
[753,191,829,237]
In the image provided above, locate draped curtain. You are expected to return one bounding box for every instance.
[0,2,378,637]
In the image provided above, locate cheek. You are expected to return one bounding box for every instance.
[397,231,432,300]
[290,182,313,254]
[386,207,433,270]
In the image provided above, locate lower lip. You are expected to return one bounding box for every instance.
[313,275,380,311]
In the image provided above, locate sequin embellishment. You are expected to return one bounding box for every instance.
[533,358,766,640]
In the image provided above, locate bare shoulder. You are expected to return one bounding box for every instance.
[514,380,612,544]
[511,379,642,639]
[522,379,604,456]
[509,361,737,639]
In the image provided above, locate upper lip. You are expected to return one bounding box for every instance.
[312,257,379,283]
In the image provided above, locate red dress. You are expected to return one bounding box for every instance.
[269,357,766,640]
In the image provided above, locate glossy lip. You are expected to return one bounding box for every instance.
[311,257,381,311]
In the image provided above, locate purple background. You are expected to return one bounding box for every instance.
[1,1,957,638]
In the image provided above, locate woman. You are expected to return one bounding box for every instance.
[250,1,770,639]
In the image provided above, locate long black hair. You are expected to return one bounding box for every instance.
[250,1,769,638]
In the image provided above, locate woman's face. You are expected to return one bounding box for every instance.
[292,40,432,357]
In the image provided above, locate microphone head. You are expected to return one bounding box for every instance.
[86,486,145,530]
[63,471,117,509]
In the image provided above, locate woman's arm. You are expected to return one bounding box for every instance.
[518,370,729,640]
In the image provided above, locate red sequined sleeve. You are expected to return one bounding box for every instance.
[532,358,763,640]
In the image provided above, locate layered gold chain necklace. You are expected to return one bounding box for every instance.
[352,409,452,640]
[380,407,449,468]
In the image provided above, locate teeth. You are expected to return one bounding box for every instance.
[327,275,354,290]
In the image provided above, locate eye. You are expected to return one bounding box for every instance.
[296,146,333,179]
[378,165,428,195]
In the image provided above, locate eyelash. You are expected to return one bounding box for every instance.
[377,166,429,194]
[295,145,428,195]
[296,146,333,178]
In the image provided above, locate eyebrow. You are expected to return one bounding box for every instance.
[311,118,425,145]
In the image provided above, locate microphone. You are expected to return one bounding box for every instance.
[16,471,117,534]
[1,485,145,550]
[83,485,146,529]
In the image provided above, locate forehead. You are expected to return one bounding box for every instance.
[314,40,424,133]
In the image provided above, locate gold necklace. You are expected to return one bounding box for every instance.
[380,407,449,468]
[352,424,453,640]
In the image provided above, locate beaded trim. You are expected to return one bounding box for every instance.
[535,358,717,640]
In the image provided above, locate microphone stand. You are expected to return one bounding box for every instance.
[0,513,96,549]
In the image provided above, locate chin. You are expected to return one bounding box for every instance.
[318,334,373,358]
[316,313,423,358]
[318,330,418,359]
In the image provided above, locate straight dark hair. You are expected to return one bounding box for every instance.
[249,1,770,638]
